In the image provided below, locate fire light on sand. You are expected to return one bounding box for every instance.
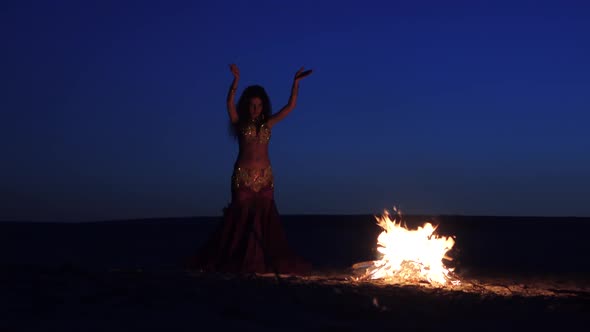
[353,207,461,287]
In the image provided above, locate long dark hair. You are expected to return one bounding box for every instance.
[230,85,272,139]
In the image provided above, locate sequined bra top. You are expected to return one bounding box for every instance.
[240,122,271,144]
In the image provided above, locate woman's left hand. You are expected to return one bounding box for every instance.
[294,67,313,82]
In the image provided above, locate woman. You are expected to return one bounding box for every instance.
[189,64,313,275]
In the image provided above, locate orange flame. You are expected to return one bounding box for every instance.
[362,208,460,286]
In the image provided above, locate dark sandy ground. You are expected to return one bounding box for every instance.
[0,215,588,331]
[0,265,587,331]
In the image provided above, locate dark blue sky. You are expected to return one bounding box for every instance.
[2,0,589,221]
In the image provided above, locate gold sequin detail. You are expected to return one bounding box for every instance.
[232,166,274,192]
[241,122,271,144]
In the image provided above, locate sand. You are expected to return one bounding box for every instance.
[0,215,588,331]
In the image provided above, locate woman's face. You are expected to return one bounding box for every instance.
[248,97,263,120]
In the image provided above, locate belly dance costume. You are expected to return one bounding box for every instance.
[188,122,311,274]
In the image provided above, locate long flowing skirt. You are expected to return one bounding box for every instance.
[188,185,311,275]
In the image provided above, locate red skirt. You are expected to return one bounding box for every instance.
[188,186,311,275]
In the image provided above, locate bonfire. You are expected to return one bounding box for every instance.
[354,207,460,286]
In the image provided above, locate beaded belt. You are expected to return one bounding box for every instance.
[232,166,274,192]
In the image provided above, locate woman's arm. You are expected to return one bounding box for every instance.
[267,67,312,128]
[227,64,240,124]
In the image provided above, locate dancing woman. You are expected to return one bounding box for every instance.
[189,64,313,274]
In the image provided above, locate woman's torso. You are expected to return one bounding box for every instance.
[235,122,271,169]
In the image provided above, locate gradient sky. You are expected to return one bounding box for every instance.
[2,0,589,221]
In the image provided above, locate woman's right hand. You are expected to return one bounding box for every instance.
[229,64,240,80]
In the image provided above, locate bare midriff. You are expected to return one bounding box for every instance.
[235,122,272,170]
[236,142,270,169]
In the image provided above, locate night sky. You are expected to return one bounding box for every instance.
[2,0,589,222]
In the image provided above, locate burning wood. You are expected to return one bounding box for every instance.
[353,208,460,286]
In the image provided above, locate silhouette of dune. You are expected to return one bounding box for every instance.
[0,214,588,273]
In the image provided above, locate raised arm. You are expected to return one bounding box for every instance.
[267,67,313,128]
[227,64,240,124]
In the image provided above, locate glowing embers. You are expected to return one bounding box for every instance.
[355,208,460,286]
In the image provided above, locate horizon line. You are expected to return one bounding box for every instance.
[2,212,590,223]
